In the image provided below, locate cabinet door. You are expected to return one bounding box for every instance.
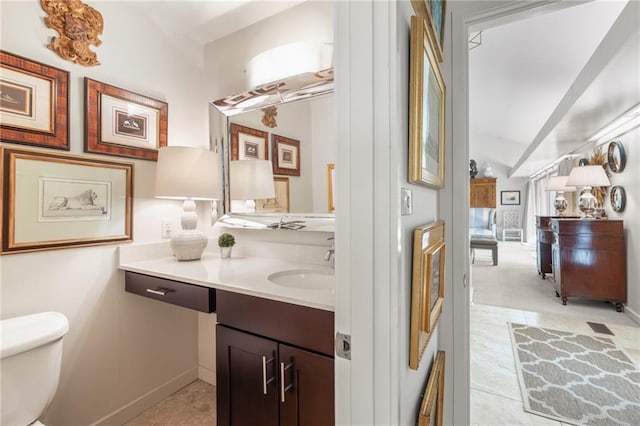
[217,325,279,426]
[279,344,334,426]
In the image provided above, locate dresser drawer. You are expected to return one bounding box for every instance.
[125,271,215,313]
[216,290,334,356]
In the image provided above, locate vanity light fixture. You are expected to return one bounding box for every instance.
[544,176,576,215]
[230,159,275,212]
[588,103,640,142]
[566,165,610,219]
[155,146,219,261]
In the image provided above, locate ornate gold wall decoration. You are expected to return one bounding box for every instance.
[261,106,277,128]
[41,0,104,66]
[589,147,607,207]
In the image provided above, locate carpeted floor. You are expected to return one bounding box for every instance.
[509,323,640,425]
[471,241,637,327]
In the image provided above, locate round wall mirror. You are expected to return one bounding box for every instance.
[607,141,626,173]
[610,185,626,212]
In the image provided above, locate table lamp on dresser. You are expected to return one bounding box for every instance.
[566,165,610,219]
[545,176,576,215]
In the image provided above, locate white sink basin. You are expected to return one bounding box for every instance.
[268,269,334,289]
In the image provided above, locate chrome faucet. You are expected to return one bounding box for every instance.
[324,237,335,268]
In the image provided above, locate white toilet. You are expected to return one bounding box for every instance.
[1,312,69,426]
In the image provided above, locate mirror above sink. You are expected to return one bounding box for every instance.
[210,84,335,217]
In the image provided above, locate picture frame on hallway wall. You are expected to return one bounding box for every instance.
[230,123,269,161]
[409,220,445,370]
[0,146,133,254]
[0,51,69,150]
[327,163,335,213]
[501,190,521,205]
[418,350,445,426]
[408,15,446,189]
[272,134,300,176]
[411,0,447,63]
[85,78,168,161]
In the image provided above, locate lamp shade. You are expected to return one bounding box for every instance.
[545,176,577,192]
[230,160,275,200]
[155,146,219,200]
[566,165,610,188]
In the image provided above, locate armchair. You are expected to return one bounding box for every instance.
[469,208,496,239]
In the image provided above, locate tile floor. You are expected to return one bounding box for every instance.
[470,242,640,426]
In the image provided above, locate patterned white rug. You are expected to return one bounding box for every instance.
[508,323,640,425]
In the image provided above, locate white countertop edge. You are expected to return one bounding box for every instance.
[119,254,335,312]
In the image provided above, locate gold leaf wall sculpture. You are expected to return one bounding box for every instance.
[41,0,104,66]
[589,147,607,207]
[261,106,278,128]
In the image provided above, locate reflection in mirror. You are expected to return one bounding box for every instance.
[218,213,335,232]
[210,92,335,215]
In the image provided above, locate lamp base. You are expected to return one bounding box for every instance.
[578,187,597,219]
[554,193,568,216]
[170,231,208,261]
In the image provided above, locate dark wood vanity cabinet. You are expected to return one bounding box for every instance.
[124,271,216,312]
[536,216,579,279]
[550,219,626,311]
[216,291,335,426]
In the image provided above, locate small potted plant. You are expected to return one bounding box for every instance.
[217,233,236,259]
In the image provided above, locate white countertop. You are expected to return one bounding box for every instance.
[118,242,335,312]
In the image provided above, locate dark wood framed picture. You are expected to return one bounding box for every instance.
[408,15,446,189]
[272,134,300,176]
[1,146,133,254]
[410,220,445,370]
[418,351,445,426]
[0,51,69,150]
[230,123,269,160]
[85,78,168,161]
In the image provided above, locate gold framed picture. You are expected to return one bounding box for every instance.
[408,15,446,189]
[85,78,168,161]
[256,176,289,213]
[411,1,447,62]
[0,51,69,150]
[410,220,445,370]
[419,350,445,426]
[1,146,133,254]
[327,163,335,213]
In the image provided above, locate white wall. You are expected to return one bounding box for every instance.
[575,129,640,320]
[0,2,208,425]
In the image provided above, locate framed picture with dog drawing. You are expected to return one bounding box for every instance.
[0,146,133,254]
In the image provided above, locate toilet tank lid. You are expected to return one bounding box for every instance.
[1,312,69,359]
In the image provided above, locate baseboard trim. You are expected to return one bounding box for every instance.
[624,305,640,326]
[89,367,198,426]
[198,365,216,385]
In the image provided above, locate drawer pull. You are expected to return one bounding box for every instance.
[146,288,173,296]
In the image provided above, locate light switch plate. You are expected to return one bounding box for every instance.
[401,188,413,215]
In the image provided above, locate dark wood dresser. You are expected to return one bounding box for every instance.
[550,219,626,311]
[536,215,579,279]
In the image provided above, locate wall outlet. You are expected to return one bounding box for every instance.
[161,218,172,238]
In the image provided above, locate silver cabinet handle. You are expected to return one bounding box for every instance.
[280,362,294,402]
[146,288,173,296]
[262,356,268,395]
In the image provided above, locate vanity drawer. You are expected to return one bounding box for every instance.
[125,271,216,313]
[216,290,334,356]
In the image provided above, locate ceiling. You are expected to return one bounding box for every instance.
[469,0,639,178]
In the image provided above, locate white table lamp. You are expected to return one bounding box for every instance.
[544,176,576,215]
[566,165,610,219]
[230,160,275,212]
[155,146,219,260]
